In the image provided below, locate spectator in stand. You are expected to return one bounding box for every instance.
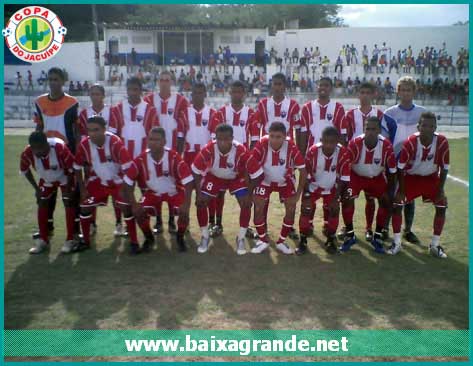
[351,44,359,64]
[292,70,300,90]
[284,48,290,64]
[292,48,299,64]
[83,81,89,93]
[15,71,23,91]
[208,54,216,72]
[313,46,321,64]
[335,56,343,73]
[322,56,330,75]
[131,48,137,66]
[389,56,399,73]
[68,81,75,94]
[27,70,34,90]
[76,81,83,94]
[300,77,307,92]
[372,44,379,64]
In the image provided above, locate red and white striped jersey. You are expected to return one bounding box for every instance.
[125,148,193,196]
[74,132,132,187]
[300,99,345,149]
[343,106,384,141]
[251,97,301,141]
[20,137,74,185]
[344,134,397,178]
[247,136,305,186]
[398,132,450,176]
[192,140,248,180]
[210,105,255,146]
[79,105,115,137]
[143,92,188,150]
[305,143,350,194]
[178,104,217,153]
[109,100,160,159]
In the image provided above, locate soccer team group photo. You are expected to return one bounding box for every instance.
[3,3,469,361]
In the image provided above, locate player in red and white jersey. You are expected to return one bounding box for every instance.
[296,127,350,255]
[339,116,397,254]
[250,73,302,151]
[79,83,124,236]
[208,80,256,238]
[192,124,252,255]
[341,82,384,241]
[20,131,76,254]
[246,122,307,255]
[177,82,218,230]
[298,76,345,239]
[387,112,449,258]
[73,116,140,255]
[79,84,116,136]
[109,77,160,159]
[123,127,194,253]
[143,70,189,236]
[299,77,346,154]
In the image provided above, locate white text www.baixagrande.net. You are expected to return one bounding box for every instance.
[125,335,349,356]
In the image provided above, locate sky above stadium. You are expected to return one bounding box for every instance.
[340,4,469,27]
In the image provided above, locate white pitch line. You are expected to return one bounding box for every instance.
[447,174,469,187]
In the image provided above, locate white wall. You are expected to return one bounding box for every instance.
[214,28,267,53]
[4,41,106,84]
[105,29,155,53]
[267,26,469,62]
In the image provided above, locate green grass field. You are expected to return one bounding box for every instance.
[3,135,469,360]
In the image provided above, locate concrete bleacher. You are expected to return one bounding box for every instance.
[3,90,469,129]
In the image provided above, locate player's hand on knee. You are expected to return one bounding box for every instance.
[394,191,405,206]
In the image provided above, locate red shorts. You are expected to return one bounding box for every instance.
[402,174,447,207]
[253,180,296,202]
[305,187,337,207]
[349,172,387,199]
[81,179,128,208]
[184,151,198,167]
[201,173,247,197]
[38,179,71,200]
[140,190,185,216]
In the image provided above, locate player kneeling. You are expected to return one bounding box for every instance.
[192,124,251,255]
[123,127,193,253]
[297,127,350,255]
[388,112,449,258]
[247,122,307,254]
[74,116,140,254]
[21,131,76,254]
[339,116,396,254]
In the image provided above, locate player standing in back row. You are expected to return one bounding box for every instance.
[209,80,256,238]
[382,76,426,244]
[33,67,80,241]
[144,70,189,235]
[342,82,384,241]
[177,82,218,234]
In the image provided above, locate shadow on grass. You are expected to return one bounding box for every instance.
[4,222,468,330]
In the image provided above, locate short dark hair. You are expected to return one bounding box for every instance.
[359,82,376,92]
[126,76,142,90]
[48,67,65,81]
[89,83,105,95]
[268,121,287,135]
[28,131,48,146]
[272,73,286,85]
[193,82,206,92]
[149,126,166,139]
[319,77,333,87]
[418,111,437,124]
[321,126,340,139]
[87,115,107,127]
[365,116,382,129]
[216,123,233,137]
[231,80,246,91]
